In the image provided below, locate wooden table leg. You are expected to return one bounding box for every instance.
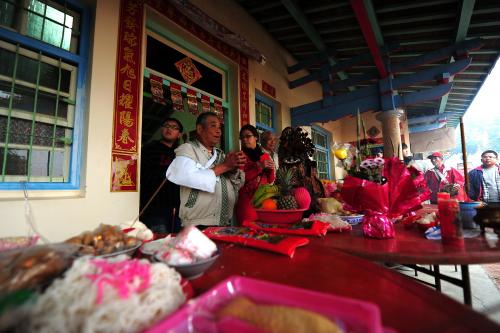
[433,265,441,291]
[461,265,472,306]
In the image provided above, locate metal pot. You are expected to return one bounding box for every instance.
[473,202,500,235]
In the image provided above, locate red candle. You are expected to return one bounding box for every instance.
[437,192,451,201]
[438,198,463,246]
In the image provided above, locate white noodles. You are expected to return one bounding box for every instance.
[23,255,185,333]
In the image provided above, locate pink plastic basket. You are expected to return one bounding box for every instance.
[145,275,388,333]
[254,208,307,224]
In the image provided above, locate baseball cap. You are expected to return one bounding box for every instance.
[427,152,443,159]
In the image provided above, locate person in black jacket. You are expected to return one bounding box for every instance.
[140,117,183,233]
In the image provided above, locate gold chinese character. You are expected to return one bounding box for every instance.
[123,79,132,92]
[123,46,135,64]
[118,128,135,145]
[126,2,139,15]
[119,93,134,109]
[123,15,137,31]
[123,31,137,47]
[119,110,134,127]
[120,64,136,79]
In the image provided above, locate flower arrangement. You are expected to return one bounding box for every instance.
[334,110,430,239]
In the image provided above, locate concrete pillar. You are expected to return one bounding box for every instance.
[376,109,404,159]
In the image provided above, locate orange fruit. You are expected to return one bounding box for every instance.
[261,198,278,210]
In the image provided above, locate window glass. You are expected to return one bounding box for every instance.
[0,0,85,187]
[255,95,275,133]
[311,127,330,179]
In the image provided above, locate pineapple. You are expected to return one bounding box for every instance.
[275,168,299,210]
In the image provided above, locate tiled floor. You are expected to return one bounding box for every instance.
[396,264,500,324]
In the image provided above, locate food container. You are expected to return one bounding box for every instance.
[146,275,387,333]
[255,208,307,224]
[155,247,220,280]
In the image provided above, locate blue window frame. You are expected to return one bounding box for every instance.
[311,125,330,179]
[0,0,90,190]
[255,93,275,133]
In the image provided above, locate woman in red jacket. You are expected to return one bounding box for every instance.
[236,124,276,224]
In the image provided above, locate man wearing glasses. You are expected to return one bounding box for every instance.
[140,117,183,233]
[468,150,500,202]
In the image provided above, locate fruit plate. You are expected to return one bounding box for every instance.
[255,208,307,224]
[145,275,389,333]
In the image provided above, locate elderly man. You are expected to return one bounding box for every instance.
[468,150,500,202]
[260,130,279,171]
[166,112,246,228]
[424,152,464,204]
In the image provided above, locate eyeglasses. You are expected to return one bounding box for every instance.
[162,124,180,130]
[240,134,254,140]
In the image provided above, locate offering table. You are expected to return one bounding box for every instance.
[326,223,500,306]
[191,236,500,333]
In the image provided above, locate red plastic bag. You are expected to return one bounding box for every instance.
[242,220,329,237]
[341,157,428,239]
[203,227,309,258]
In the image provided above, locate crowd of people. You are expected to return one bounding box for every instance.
[140,111,499,232]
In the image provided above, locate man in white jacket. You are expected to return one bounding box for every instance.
[166,112,246,228]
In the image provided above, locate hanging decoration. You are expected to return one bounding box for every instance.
[201,94,211,113]
[170,82,184,111]
[174,57,202,85]
[186,89,199,116]
[213,99,224,123]
[149,74,166,105]
[111,0,143,192]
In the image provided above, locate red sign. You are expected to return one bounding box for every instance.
[262,80,276,98]
[111,0,143,191]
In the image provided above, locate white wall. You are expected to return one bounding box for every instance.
[0,0,325,241]
[0,0,138,241]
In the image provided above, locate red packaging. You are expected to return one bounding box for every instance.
[203,227,309,258]
[341,158,430,239]
[242,220,329,237]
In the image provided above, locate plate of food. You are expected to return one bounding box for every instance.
[64,224,142,257]
[145,276,387,333]
[153,226,220,280]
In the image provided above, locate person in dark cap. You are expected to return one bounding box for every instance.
[424,151,464,203]
[140,117,184,233]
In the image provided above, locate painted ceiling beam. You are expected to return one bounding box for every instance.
[379,58,471,93]
[410,122,446,133]
[281,0,349,82]
[350,0,388,78]
[248,2,282,14]
[408,114,447,125]
[291,83,452,126]
[287,49,338,74]
[289,42,399,88]
[391,38,482,73]
[376,0,455,14]
[438,0,475,114]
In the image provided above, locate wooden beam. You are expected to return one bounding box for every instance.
[290,83,452,126]
[438,0,475,114]
[281,0,349,81]
[391,38,482,73]
[287,49,338,74]
[350,0,388,77]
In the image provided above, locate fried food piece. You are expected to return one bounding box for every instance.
[217,296,343,333]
